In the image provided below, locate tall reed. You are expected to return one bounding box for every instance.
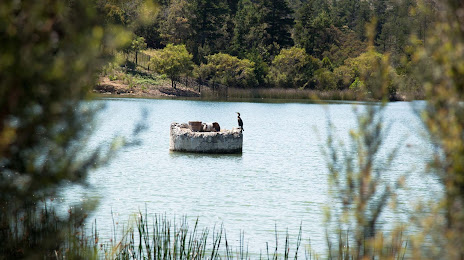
[104,211,315,260]
[200,87,360,101]
[5,204,408,259]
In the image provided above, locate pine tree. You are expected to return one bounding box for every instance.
[373,0,388,42]
[159,0,195,45]
[332,0,371,39]
[232,0,266,58]
[294,0,336,58]
[227,0,240,15]
[259,0,294,57]
[190,0,230,62]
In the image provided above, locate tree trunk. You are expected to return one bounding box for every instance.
[172,79,176,89]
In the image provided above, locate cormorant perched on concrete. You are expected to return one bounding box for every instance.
[236,112,244,132]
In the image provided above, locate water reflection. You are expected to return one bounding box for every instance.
[62,98,439,256]
[169,151,243,159]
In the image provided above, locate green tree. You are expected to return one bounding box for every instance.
[150,44,194,88]
[159,0,195,46]
[231,0,267,58]
[97,0,156,27]
[195,53,257,88]
[376,0,417,59]
[313,68,337,90]
[0,0,130,257]
[372,0,388,43]
[97,0,161,48]
[415,0,438,45]
[267,47,320,88]
[134,20,164,49]
[324,29,367,67]
[132,36,148,52]
[294,0,337,58]
[122,36,147,66]
[322,56,334,71]
[335,50,399,99]
[332,0,371,39]
[245,49,270,87]
[227,0,240,14]
[259,0,294,57]
[190,0,231,62]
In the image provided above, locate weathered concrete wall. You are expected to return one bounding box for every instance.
[169,123,243,154]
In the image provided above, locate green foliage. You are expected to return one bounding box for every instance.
[294,1,336,58]
[349,77,364,90]
[106,0,439,94]
[259,0,295,57]
[245,49,270,87]
[159,0,195,46]
[122,36,148,63]
[195,53,257,88]
[324,37,407,257]
[0,0,129,258]
[121,0,439,93]
[323,2,464,258]
[313,68,337,90]
[325,103,405,259]
[131,36,148,53]
[189,0,231,62]
[98,0,159,27]
[407,1,464,257]
[333,63,353,89]
[335,50,399,99]
[134,21,164,49]
[231,0,267,58]
[149,44,193,88]
[267,47,320,88]
[322,56,334,71]
[324,29,367,67]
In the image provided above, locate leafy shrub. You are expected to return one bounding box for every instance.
[333,65,353,89]
[349,77,364,90]
[333,50,399,97]
[195,53,257,88]
[267,47,321,88]
[322,56,334,71]
[313,68,337,90]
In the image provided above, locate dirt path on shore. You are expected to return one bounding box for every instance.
[94,76,200,98]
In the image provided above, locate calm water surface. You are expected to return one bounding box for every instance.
[63,98,441,255]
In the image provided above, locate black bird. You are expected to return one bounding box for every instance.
[236,112,244,132]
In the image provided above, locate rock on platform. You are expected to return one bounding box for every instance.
[169,123,243,154]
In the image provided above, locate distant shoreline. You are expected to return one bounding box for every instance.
[94,76,419,102]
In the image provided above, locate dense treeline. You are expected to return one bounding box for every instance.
[102,0,437,99]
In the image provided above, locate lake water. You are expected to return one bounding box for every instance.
[62,98,441,256]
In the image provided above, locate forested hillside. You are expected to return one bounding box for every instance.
[99,0,438,99]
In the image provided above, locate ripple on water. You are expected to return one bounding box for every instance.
[61,99,438,255]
